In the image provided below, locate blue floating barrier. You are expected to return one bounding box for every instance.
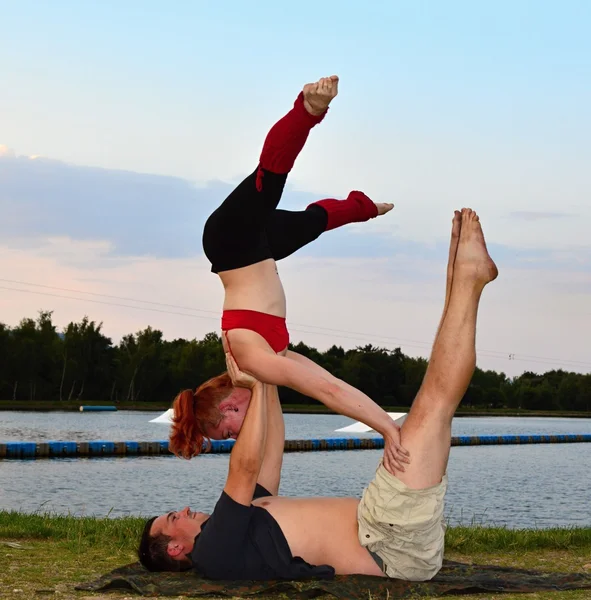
[23,442,36,458]
[5,442,37,459]
[209,440,235,453]
[25,442,36,457]
[113,441,126,455]
[452,436,468,446]
[125,441,139,454]
[88,441,115,455]
[36,443,50,457]
[79,406,117,412]
[47,441,78,457]
[6,443,21,458]
[142,441,161,454]
[1,433,590,460]
[158,441,170,454]
[51,441,63,455]
[478,435,496,445]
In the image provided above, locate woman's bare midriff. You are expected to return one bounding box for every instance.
[219,259,286,317]
[252,496,385,577]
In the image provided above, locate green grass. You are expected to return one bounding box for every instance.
[3,510,591,553]
[445,525,591,553]
[0,510,145,549]
[1,512,590,599]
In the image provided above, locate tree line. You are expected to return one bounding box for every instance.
[0,311,590,411]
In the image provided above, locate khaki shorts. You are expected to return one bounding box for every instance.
[357,462,447,581]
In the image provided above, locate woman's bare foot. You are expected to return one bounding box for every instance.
[303,75,339,116]
[375,202,394,216]
[454,208,498,286]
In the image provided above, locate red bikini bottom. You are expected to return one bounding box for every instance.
[221,309,289,353]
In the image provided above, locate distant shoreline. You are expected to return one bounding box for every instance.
[1,400,590,419]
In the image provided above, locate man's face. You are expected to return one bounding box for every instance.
[150,506,209,561]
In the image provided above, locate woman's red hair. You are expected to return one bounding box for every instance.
[169,372,233,459]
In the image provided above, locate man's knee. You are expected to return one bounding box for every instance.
[405,394,455,430]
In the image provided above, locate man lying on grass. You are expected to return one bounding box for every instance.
[139,208,498,581]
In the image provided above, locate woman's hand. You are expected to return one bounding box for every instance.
[382,423,410,475]
[225,352,260,390]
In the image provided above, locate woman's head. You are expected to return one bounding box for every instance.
[169,372,251,459]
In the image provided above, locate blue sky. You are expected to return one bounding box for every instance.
[1,0,590,376]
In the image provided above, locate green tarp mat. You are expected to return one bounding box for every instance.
[77,559,591,598]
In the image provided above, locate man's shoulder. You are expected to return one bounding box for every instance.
[212,491,255,519]
[194,491,254,547]
[191,492,254,568]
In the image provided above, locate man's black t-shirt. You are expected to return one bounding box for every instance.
[191,484,335,580]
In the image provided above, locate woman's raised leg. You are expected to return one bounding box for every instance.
[266,193,394,262]
[202,77,338,269]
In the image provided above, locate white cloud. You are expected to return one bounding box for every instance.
[0,151,589,377]
[0,145,16,158]
[0,145,45,160]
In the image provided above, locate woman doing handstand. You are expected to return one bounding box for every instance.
[171,76,407,473]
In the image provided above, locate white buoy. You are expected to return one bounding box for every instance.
[334,412,407,433]
[148,408,408,431]
[149,408,174,424]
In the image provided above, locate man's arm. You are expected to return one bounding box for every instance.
[256,384,285,496]
[223,356,268,507]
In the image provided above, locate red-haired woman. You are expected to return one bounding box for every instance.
[171,76,407,470]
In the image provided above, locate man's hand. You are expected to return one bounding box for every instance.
[226,352,259,390]
[382,423,410,475]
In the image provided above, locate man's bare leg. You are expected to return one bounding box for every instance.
[395,208,498,490]
[433,210,461,341]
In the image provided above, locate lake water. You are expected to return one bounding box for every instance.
[1,412,590,529]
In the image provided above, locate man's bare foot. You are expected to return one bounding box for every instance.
[303,75,339,116]
[375,202,394,216]
[454,208,498,286]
